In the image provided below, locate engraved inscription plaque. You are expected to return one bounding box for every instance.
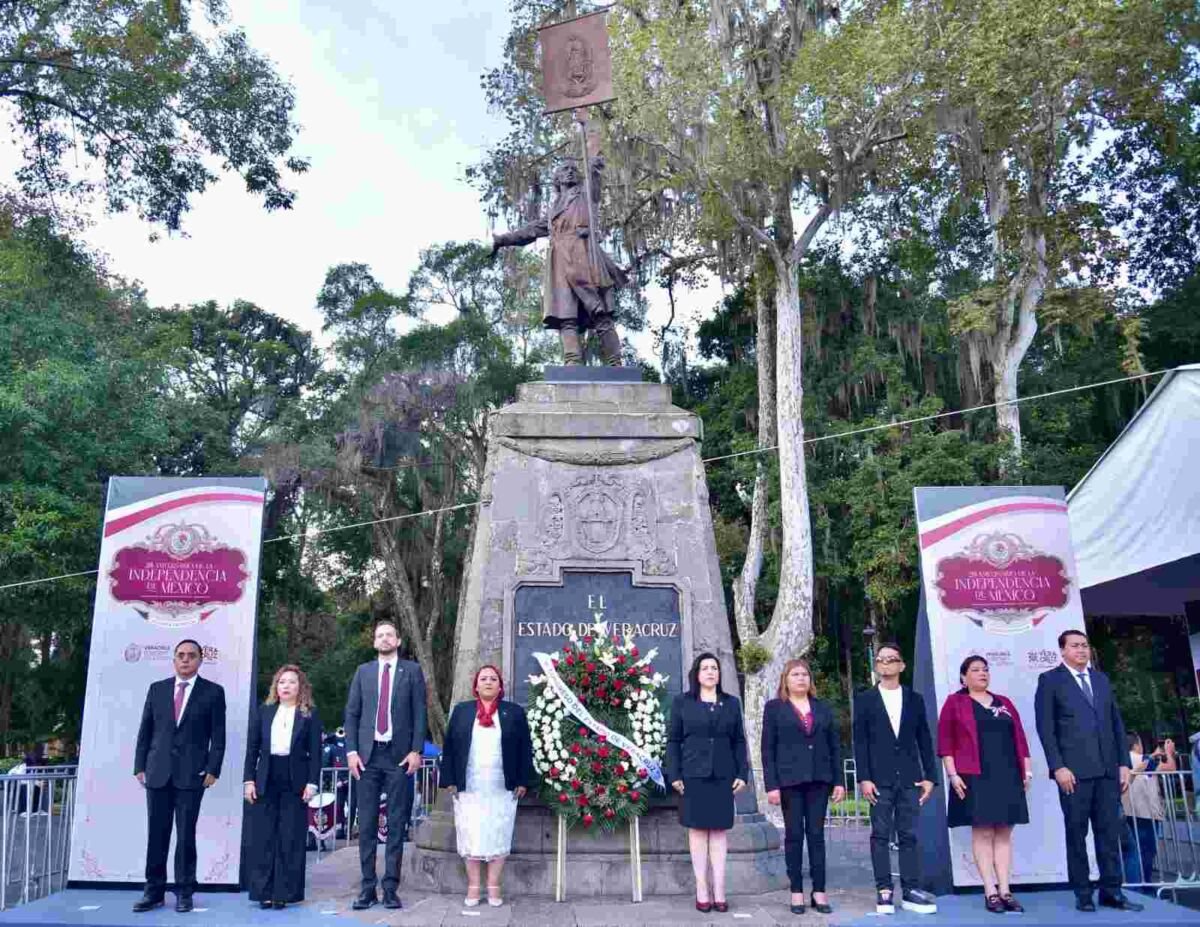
[512,571,683,705]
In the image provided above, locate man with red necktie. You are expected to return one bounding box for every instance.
[344,620,427,911]
[132,639,226,913]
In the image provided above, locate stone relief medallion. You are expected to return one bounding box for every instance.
[575,489,621,553]
[517,471,675,573]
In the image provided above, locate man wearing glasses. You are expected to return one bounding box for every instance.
[131,640,227,913]
[853,644,939,915]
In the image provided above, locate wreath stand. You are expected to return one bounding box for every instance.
[554,815,644,903]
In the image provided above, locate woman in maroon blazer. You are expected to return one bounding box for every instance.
[937,655,1033,914]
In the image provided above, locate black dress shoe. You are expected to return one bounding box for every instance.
[351,890,377,911]
[175,895,193,913]
[382,889,402,910]
[272,901,286,910]
[259,901,273,910]
[1076,895,1096,912]
[1099,894,1144,912]
[131,895,163,913]
[813,902,834,914]
[789,903,806,914]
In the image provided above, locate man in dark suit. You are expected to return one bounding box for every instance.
[344,620,427,911]
[132,639,226,913]
[853,643,939,916]
[1035,629,1142,912]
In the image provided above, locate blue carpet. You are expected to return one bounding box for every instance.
[0,891,341,926]
[842,890,1199,926]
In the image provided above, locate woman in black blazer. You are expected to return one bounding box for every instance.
[666,652,749,913]
[439,665,534,908]
[242,664,322,909]
[762,658,846,915]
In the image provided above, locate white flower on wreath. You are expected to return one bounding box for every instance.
[623,699,631,709]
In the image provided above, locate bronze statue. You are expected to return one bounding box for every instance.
[491,157,626,366]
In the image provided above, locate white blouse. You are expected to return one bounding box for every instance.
[271,704,296,755]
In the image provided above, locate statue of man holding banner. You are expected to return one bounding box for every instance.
[489,8,626,367]
[491,156,627,366]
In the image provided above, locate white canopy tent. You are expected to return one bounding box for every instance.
[1068,364,1200,616]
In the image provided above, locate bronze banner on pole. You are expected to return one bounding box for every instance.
[539,9,616,115]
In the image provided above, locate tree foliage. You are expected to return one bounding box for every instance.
[1,0,308,229]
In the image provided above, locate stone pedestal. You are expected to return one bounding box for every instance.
[413,371,784,896]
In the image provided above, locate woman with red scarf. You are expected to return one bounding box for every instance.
[439,666,534,907]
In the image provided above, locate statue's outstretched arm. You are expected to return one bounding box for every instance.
[491,217,550,256]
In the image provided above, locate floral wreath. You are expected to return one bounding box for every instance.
[527,621,668,831]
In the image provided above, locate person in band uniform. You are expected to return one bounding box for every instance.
[132,640,226,914]
[243,664,322,909]
[344,620,427,911]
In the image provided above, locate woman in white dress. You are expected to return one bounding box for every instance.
[440,665,534,907]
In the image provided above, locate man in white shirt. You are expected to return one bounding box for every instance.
[132,640,226,914]
[343,621,427,911]
[852,643,939,916]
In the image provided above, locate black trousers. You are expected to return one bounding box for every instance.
[781,782,831,893]
[248,757,307,903]
[144,783,205,897]
[868,784,920,891]
[1059,774,1122,897]
[357,740,415,893]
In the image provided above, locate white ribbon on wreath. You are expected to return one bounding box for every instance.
[533,651,666,790]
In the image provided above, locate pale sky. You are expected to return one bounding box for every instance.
[3,1,699,361]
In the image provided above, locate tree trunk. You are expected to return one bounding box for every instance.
[742,262,818,818]
[991,227,1046,463]
[731,278,777,646]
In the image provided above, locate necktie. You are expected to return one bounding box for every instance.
[1076,672,1094,706]
[376,663,391,736]
[174,681,188,723]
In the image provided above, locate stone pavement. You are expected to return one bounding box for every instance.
[308,824,879,926]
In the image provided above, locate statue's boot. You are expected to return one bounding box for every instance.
[560,321,583,365]
[593,315,623,366]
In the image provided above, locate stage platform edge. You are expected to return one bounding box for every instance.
[0,891,341,926]
[842,890,1197,926]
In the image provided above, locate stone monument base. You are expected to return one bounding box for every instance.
[404,799,785,898]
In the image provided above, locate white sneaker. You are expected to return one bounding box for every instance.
[463,895,480,907]
[876,889,895,914]
[901,888,938,914]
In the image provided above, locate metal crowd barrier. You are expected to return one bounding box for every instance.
[1117,767,1200,900]
[308,758,439,862]
[0,769,77,911]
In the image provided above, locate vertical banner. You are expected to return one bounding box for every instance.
[69,477,266,886]
[914,486,1085,888]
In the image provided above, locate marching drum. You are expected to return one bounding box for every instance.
[307,791,341,849]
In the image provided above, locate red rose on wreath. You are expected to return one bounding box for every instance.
[595,687,607,699]
[595,785,606,796]
[571,778,583,791]
[598,746,610,759]
[604,808,616,820]
[597,734,607,743]
[637,768,649,779]
[598,673,608,683]
[610,697,621,706]
[582,813,594,827]
[579,675,591,687]
[617,655,626,665]
[630,791,641,801]
[586,662,596,672]
[613,680,624,691]
[570,744,582,756]
[591,761,604,774]
[576,795,588,807]
[616,783,628,794]
[631,647,640,657]
[578,726,588,736]
[558,793,569,804]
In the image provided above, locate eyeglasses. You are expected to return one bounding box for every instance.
[876,656,903,665]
